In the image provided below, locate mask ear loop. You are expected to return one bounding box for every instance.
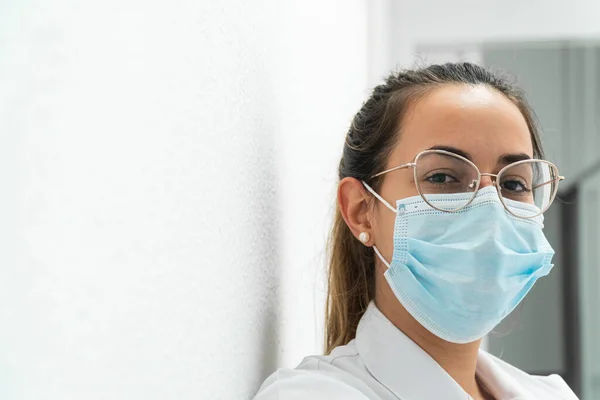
[361,181,397,214]
[372,246,391,269]
[361,181,396,269]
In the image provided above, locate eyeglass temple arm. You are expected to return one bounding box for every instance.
[531,176,565,190]
[371,162,416,179]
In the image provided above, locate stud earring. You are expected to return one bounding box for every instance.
[358,232,370,244]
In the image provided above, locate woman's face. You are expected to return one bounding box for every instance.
[372,84,534,273]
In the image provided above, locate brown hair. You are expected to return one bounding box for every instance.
[324,62,545,354]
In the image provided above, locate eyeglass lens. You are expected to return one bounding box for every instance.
[414,151,558,217]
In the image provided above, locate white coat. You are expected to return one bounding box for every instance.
[254,302,578,400]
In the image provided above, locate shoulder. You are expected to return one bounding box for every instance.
[482,351,578,399]
[253,340,374,400]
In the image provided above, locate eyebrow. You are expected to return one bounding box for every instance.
[427,145,532,165]
[427,145,472,160]
[497,152,531,165]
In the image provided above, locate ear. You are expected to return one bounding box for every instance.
[338,177,373,246]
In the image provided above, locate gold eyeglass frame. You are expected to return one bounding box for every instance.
[367,149,565,219]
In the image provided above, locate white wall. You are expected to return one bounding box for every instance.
[274,0,369,373]
[0,1,369,399]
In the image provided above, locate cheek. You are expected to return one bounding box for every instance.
[380,174,420,205]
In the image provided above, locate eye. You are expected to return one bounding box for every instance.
[426,172,459,185]
[501,178,531,193]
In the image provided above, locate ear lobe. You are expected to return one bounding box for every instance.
[338,177,372,241]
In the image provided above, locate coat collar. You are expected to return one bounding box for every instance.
[476,350,536,399]
[355,302,541,400]
[356,302,472,400]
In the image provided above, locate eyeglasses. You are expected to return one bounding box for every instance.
[364,149,565,219]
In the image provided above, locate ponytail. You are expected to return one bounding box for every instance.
[324,206,375,354]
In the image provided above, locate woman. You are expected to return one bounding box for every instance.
[254,63,578,400]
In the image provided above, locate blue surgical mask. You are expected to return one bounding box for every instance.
[366,185,555,344]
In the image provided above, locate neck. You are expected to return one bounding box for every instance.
[375,294,489,399]
[411,328,482,395]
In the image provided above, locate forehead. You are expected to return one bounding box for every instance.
[388,84,534,168]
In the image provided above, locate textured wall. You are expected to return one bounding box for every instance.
[0,1,368,399]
